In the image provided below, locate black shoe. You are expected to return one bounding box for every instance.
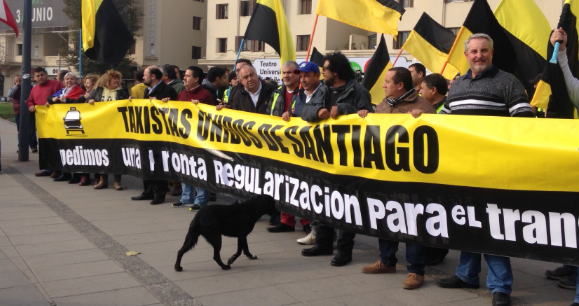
[303,224,312,234]
[188,204,202,211]
[131,194,154,201]
[436,275,480,289]
[301,245,333,257]
[546,266,577,280]
[68,175,81,184]
[150,198,165,205]
[557,275,577,289]
[31,148,38,153]
[267,223,295,233]
[492,292,511,306]
[53,173,71,182]
[331,251,352,267]
[269,213,280,226]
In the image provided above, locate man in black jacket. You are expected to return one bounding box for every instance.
[131,66,177,205]
[218,65,275,114]
[301,52,373,268]
[202,67,228,105]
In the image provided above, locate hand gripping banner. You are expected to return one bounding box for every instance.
[36,100,579,265]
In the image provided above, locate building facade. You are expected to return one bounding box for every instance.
[201,0,565,73]
[0,0,568,95]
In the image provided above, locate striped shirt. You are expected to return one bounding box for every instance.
[440,65,533,117]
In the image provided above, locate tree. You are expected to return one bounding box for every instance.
[60,0,142,78]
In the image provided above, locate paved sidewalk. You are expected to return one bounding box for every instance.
[0,116,575,306]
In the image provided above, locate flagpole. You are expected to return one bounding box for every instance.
[305,15,319,62]
[18,0,32,162]
[392,48,404,66]
[441,26,465,75]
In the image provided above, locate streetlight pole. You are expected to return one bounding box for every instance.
[18,0,32,161]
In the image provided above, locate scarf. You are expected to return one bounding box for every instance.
[102,87,119,101]
[386,88,415,108]
[60,85,77,98]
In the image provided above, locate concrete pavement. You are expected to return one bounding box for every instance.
[0,115,575,306]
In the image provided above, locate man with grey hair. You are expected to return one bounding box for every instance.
[269,61,300,116]
[266,60,304,231]
[434,33,533,306]
[217,65,275,114]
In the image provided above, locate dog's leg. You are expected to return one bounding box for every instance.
[227,238,244,265]
[241,236,258,260]
[206,233,231,270]
[174,230,200,272]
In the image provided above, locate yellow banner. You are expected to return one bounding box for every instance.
[36,100,579,193]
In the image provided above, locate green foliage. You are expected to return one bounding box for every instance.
[0,103,15,123]
[60,0,142,78]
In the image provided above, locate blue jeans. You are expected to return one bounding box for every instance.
[180,183,195,204]
[379,239,426,275]
[455,252,512,295]
[194,188,209,207]
[15,113,37,149]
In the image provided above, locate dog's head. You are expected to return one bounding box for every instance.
[247,194,278,217]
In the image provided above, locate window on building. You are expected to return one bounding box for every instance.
[368,34,377,49]
[235,36,265,52]
[216,4,228,19]
[300,0,312,14]
[193,17,202,30]
[393,31,410,49]
[447,27,460,35]
[217,38,227,53]
[399,0,413,7]
[128,42,136,54]
[192,46,202,59]
[17,44,22,56]
[241,1,251,16]
[296,35,310,51]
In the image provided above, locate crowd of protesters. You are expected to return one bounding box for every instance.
[8,32,578,306]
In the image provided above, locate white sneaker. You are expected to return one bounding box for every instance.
[297,232,316,245]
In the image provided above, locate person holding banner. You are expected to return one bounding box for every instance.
[131,66,178,205]
[79,69,129,190]
[548,27,579,305]
[172,66,214,210]
[28,67,64,178]
[418,73,449,114]
[47,71,86,184]
[267,61,311,234]
[300,52,373,267]
[433,33,533,306]
[362,66,433,290]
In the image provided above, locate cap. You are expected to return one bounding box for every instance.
[293,61,320,74]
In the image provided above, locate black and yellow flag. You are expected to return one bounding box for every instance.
[309,47,324,67]
[402,13,459,80]
[244,0,295,64]
[82,0,135,65]
[446,0,549,94]
[362,35,391,105]
[315,0,405,37]
[531,1,579,119]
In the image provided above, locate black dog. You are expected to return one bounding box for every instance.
[174,195,278,271]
